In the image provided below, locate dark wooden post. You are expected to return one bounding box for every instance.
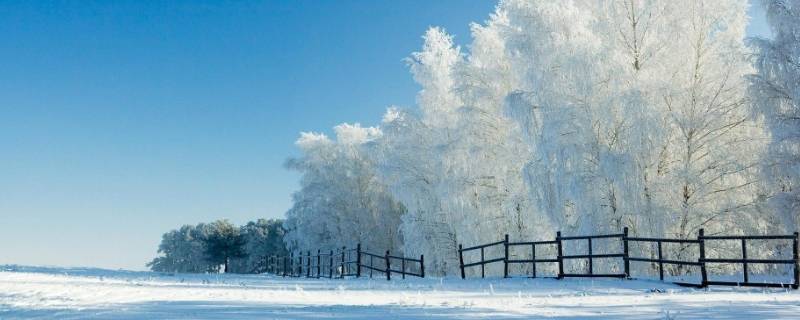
[557,231,564,279]
[623,227,630,278]
[306,251,311,278]
[531,243,536,278]
[385,250,391,281]
[329,249,334,278]
[741,238,748,284]
[356,243,362,278]
[317,249,321,278]
[698,229,708,288]
[657,241,664,281]
[420,254,425,278]
[289,252,294,277]
[480,247,485,278]
[459,244,465,279]
[401,257,406,279]
[793,232,799,289]
[297,253,302,277]
[341,246,346,278]
[283,256,288,277]
[588,237,593,276]
[504,234,509,278]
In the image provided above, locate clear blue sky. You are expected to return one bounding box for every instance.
[0,1,772,270]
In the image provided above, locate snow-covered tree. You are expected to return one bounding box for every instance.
[283,124,405,254]
[229,219,288,273]
[148,224,216,273]
[750,0,800,232]
[150,219,287,274]
[284,0,773,276]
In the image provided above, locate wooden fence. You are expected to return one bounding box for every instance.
[459,228,800,289]
[265,244,424,280]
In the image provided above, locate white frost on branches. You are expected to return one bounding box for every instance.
[284,0,790,276]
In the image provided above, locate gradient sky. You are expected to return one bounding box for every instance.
[0,1,773,270]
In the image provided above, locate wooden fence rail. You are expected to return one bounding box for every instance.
[265,243,424,281]
[459,228,800,289]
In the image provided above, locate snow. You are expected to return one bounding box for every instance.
[2,266,799,319]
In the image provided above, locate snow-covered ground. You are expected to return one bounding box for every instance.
[1,265,799,319]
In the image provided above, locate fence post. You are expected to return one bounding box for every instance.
[297,253,302,277]
[623,227,630,278]
[329,249,334,278]
[356,243,362,278]
[588,237,593,276]
[420,254,425,278]
[283,256,288,277]
[290,252,294,277]
[385,250,391,281]
[531,243,536,278]
[317,249,321,278]
[657,241,663,281]
[504,234,509,278]
[741,238,748,284]
[402,257,406,279]
[459,244,465,279]
[698,229,708,288]
[306,251,311,278]
[793,232,799,289]
[341,246,346,278]
[557,231,564,279]
[480,247,485,278]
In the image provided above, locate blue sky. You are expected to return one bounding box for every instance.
[0,1,772,270]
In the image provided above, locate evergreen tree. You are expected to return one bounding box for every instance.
[203,220,246,273]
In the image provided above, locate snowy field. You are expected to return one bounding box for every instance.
[1,266,799,319]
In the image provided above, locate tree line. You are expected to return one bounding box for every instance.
[283,0,800,277]
[148,219,287,273]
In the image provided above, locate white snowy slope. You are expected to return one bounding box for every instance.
[1,266,799,319]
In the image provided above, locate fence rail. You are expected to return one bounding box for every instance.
[265,243,424,281]
[458,228,800,289]
[264,228,798,289]
[458,237,506,278]
[698,230,799,288]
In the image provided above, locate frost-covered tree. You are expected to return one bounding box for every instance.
[284,0,772,276]
[750,0,800,232]
[148,224,216,273]
[479,0,763,240]
[283,124,405,254]
[229,219,288,273]
[149,219,286,274]
[374,27,544,276]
